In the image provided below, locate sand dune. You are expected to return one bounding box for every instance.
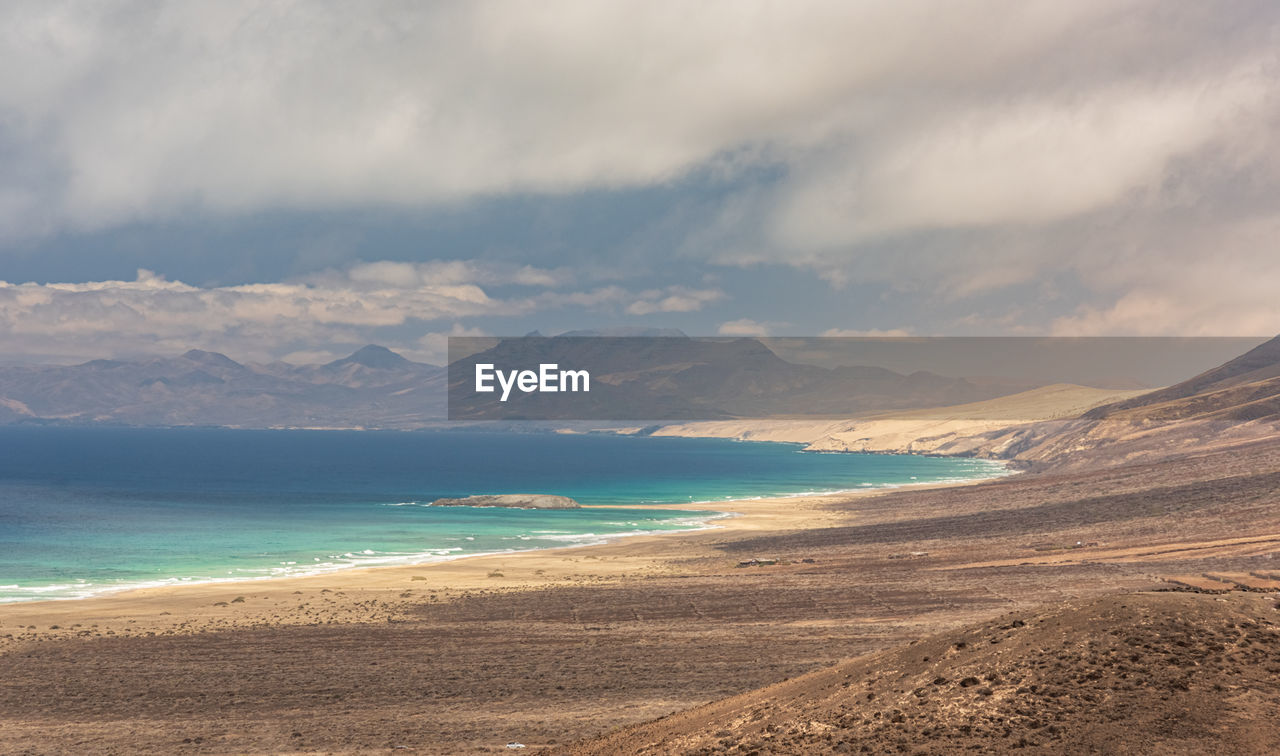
[652,383,1146,455]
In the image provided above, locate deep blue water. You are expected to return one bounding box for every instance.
[0,427,1006,602]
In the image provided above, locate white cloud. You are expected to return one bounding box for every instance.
[1,1,1278,337]
[319,260,573,289]
[770,71,1270,248]
[0,0,1146,238]
[0,267,508,361]
[1050,214,1280,335]
[0,265,726,361]
[625,286,724,316]
[821,328,913,337]
[718,318,770,337]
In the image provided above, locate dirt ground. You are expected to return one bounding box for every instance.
[574,592,1280,755]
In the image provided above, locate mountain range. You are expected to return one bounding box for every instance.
[6,335,1279,448]
[0,345,445,429]
[0,337,1048,428]
[447,336,1038,420]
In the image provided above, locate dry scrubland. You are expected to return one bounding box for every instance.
[577,591,1280,755]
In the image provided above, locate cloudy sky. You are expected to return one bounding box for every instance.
[1,0,1278,364]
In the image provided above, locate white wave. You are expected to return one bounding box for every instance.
[8,462,1013,607]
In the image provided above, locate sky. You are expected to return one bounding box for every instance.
[1,0,1279,365]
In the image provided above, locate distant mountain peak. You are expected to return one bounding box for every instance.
[180,349,244,369]
[80,358,127,369]
[329,344,412,369]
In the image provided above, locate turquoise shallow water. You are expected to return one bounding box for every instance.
[0,427,1007,602]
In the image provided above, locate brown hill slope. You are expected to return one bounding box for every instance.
[1012,376,1280,470]
[1085,334,1280,417]
[959,335,1280,469]
[568,592,1280,755]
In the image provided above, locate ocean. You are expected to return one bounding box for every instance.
[0,427,1007,602]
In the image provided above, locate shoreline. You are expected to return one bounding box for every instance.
[0,460,1011,610]
[0,475,996,647]
[0,509,738,607]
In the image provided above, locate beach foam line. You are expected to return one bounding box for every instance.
[674,468,1014,505]
[0,511,735,605]
[6,467,1004,605]
[0,462,1009,606]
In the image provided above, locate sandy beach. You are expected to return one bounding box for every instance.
[0,479,970,651]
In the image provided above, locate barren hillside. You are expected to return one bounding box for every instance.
[570,592,1280,755]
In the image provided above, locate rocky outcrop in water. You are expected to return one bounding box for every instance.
[429,494,581,509]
